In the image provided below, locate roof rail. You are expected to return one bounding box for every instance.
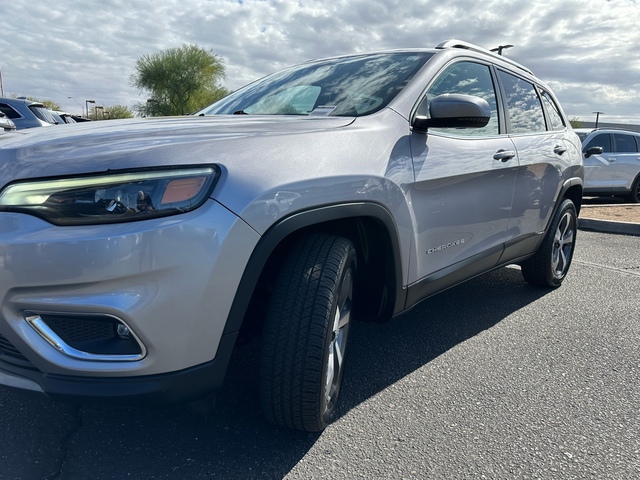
[589,127,640,133]
[436,39,533,75]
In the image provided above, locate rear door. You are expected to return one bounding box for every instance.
[496,70,574,237]
[611,132,640,192]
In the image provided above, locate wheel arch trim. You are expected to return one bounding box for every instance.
[222,202,406,335]
[556,176,583,216]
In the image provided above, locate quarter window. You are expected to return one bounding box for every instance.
[422,61,499,136]
[540,90,565,131]
[497,70,546,134]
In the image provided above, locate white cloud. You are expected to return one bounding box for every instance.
[1,0,639,122]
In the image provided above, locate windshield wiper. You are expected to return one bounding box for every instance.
[232,110,247,115]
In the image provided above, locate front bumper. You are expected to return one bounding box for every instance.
[0,199,260,401]
[0,330,238,405]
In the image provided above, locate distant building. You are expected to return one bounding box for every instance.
[579,121,640,133]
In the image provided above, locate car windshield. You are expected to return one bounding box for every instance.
[197,52,433,117]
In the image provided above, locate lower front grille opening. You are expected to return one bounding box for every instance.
[0,331,36,369]
[34,313,143,356]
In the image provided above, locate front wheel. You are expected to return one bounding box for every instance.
[260,234,356,431]
[521,198,577,288]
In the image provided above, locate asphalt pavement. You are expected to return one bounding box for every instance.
[1,220,638,479]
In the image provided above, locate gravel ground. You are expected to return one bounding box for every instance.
[580,200,640,223]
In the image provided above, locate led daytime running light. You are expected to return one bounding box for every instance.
[0,167,215,206]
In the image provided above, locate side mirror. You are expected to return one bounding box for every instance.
[584,146,604,158]
[412,94,491,133]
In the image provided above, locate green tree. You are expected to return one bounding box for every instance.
[105,104,134,119]
[569,117,583,128]
[89,104,134,120]
[131,44,228,116]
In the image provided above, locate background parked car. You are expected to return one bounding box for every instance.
[576,128,640,203]
[49,110,77,124]
[70,114,91,122]
[0,97,57,129]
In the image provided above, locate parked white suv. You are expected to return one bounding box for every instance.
[576,128,640,203]
[0,40,583,431]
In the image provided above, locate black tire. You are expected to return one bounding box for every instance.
[626,175,640,203]
[521,198,577,288]
[260,234,356,432]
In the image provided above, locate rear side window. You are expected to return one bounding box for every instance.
[497,70,545,134]
[613,133,639,153]
[540,90,565,131]
[585,134,611,153]
[0,104,21,119]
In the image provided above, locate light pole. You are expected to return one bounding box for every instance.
[593,111,604,128]
[86,99,95,120]
[68,96,83,116]
[95,105,104,120]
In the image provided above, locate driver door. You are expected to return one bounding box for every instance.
[584,133,614,192]
[408,61,518,283]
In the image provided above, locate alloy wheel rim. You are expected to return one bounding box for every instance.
[324,267,353,412]
[552,211,575,277]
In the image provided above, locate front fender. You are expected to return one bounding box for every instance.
[223,202,407,335]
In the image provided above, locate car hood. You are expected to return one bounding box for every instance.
[0,115,355,188]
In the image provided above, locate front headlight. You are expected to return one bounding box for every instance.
[0,165,219,225]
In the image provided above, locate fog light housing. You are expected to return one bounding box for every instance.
[116,324,131,340]
[25,312,146,362]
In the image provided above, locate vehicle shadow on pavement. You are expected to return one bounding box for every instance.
[0,266,552,479]
[337,266,550,419]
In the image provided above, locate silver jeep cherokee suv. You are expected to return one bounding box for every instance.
[0,40,583,431]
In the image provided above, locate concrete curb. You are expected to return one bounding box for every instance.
[578,218,640,236]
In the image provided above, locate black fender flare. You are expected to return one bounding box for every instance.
[222,202,406,336]
[555,176,583,217]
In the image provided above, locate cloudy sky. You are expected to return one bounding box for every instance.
[1,0,639,123]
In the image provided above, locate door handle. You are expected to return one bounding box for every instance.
[554,145,567,155]
[493,149,516,162]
